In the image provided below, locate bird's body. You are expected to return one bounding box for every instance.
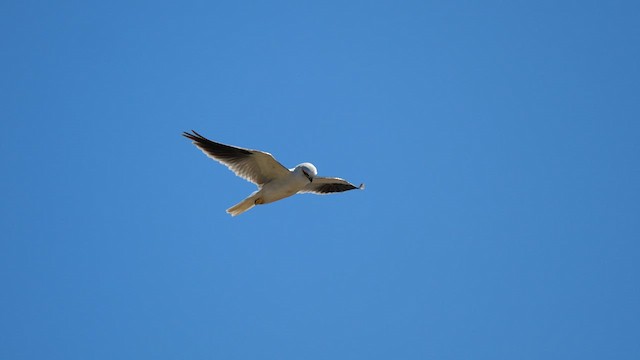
[226,168,311,216]
[257,171,309,203]
[183,131,363,216]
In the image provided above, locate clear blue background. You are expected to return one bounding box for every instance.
[2,1,639,359]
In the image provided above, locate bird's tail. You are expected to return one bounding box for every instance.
[226,193,259,217]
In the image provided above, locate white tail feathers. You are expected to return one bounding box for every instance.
[226,195,257,216]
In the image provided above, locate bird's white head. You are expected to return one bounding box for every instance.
[295,162,317,183]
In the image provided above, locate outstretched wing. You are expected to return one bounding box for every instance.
[300,177,365,195]
[183,130,290,185]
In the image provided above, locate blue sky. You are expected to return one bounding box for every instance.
[2,1,639,359]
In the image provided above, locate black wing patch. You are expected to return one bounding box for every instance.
[182,130,252,163]
[313,182,359,194]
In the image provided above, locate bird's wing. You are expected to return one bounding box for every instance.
[299,176,365,195]
[183,130,291,185]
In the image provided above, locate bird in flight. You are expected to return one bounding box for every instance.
[183,130,364,216]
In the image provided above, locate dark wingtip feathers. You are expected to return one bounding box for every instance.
[182,130,204,142]
[182,130,253,159]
